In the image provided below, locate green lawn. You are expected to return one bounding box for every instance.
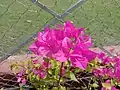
[65,0,120,46]
[0,0,120,57]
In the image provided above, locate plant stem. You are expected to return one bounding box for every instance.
[58,62,64,90]
[46,59,49,74]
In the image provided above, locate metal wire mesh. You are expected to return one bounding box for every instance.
[0,72,19,89]
[0,0,120,89]
[65,0,120,47]
[0,0,53,58]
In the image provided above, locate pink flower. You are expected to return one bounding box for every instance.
[29,21,96,70]
[33,60,51,79]
[33,69,47,79]
[113,57,120,62]
[102,68,114,78]
[111,86,118,90]
[53,29,65,40]
[62,37,72,54]
[53,37,72,62]
[77,35,92,48]
[17,71,27,85]
[103,57,112,64]
[98,52,105,60]
[98,52,115,64]
[29,39,48,56]
[82,49,97,62]
[29,29,61,57]
[93,68,114,78]
[17,77,22,82]
[75,29,92,48]
[74,44,97,62]
[33,59,39,64]
[93,68,103,76]
[17,77,27,85]
[114,60,120,78]
[21,78,27,85]
[54,50,68,62]
[83,35,92,47]
[64,21,81,38]
[17,71,24,77]
[70,53,88,70]
[40,60,51,70]
[29,42,39,55]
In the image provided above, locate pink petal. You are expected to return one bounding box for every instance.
[70,53,88,70]
[38,46,49,57]
[54,30,64,40]
[29,42,38,54]
[54,50,67,62]
[21,78,27,85]
[39,70,47,79]
[82,49,97,62]
[64,21,77,38]
[33,59,39,64]
[111,86,118,90]
[17,77,22,82]
[62,37,72,54]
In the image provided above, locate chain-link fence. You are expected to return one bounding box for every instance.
[0,0,120,89]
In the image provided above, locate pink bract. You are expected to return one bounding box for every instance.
[33,69,47,79]
[114,60,120,78]
[15,21,120,89]
[29,21,97,70]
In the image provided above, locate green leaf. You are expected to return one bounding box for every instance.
[70,71,79,82]
[36,75,40,81]
[52,87,58,90]
[39,81,46,85]
[48,69,53,75]
[102,83,112,90]
[55,68,59,76]
[52,86,66,90]
[91,83,99,88]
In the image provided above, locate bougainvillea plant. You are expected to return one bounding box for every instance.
[11,21,120,90]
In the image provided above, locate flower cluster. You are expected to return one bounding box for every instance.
[11,21,120,90]
[17,70,27,85]
[29,21,97,70]
[94,53,120,78]
[92,53,120,90]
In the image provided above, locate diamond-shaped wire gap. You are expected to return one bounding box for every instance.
[14,0,89,56]
[6,17,59,57]
[0,4,7,16]
[65,0,120,47]
[0,0,15,8]
[13,19,65,56]
[0,0,16,18]
[0,72,19,89]
[0,0,53,58]
[38,0,78,14]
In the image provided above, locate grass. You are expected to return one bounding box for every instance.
[0,0,120,57]
[65,0,120,46]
